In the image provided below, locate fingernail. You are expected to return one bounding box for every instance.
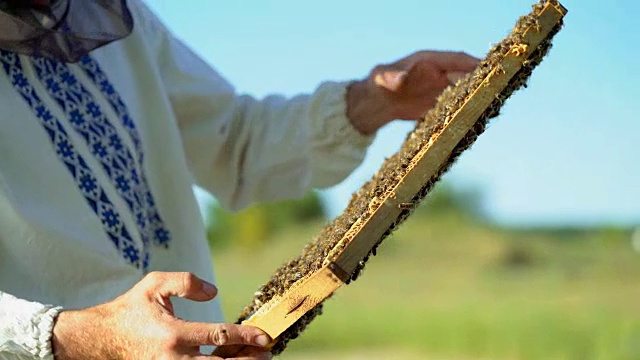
[387,71,407,91]
[202,281,217,296]
[374,73,385,87]
[392,71,407,85]
[255,334,270,347]
[374,71,406,91]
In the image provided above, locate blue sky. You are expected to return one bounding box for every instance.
[147,0,639,227]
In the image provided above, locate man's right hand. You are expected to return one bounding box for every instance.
[52,272,272,359]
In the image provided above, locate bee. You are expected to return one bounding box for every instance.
[398,202,414,210]
[369,196,381,212]
[531,3,545,16]
[532,19,543,32]
[510,43,529,57]
[493,62,507,76]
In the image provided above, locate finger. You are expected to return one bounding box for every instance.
[208,348,272,360]
[235,346,273,360]
[232,351,272,360]
[198,353,271,360]
[178,322,271,348]
[143,271,218,301]
[212,344,247,358]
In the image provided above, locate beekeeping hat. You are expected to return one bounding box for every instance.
[0,0,133,63]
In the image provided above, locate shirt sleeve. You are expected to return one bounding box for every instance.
[132,1,374,211]
[0,291,62,359]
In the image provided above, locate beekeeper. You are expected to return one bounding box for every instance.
[0,1,478,359]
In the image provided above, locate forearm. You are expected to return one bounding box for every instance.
[178,81,374,211]
[234,81,374,206]
[0,291,62,359]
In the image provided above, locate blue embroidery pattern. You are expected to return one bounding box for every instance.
[78,56,171,247]
[30,57,171,265]
[0,51,146,269]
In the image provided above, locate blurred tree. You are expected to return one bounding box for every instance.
[206,182,485,250]
[417,182,485,220]
[206,191,324,250]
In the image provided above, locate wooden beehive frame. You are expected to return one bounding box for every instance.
[224,0,567,352]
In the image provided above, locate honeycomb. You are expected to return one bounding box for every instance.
[236,1,565,355]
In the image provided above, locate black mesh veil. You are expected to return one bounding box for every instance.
[0,0,133,63]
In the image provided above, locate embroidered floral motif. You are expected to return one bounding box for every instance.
[0,50,147,269]
[30,56,173,270]
[78,56,171,247]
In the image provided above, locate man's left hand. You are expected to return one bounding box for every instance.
[347,50,480,135]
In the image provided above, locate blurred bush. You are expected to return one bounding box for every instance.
[206,182,486,250]
[206,191,324,249]
[417,182,485,220]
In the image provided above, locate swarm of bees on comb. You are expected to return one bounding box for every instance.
[234,0,566,355]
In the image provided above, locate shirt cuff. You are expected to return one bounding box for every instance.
[307,81,375,189]
[0,292,63,359]
[310,81,375,149]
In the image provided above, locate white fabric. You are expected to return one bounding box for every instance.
[0,293,61,359]
[0,1,372,359]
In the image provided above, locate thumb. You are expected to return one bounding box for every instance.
[143,271,218,302]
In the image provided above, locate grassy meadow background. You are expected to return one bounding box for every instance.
[207,187,640,360]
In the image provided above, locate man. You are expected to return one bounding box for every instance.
[0,0,478,359]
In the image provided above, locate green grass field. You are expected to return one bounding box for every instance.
[211,210,640,360]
